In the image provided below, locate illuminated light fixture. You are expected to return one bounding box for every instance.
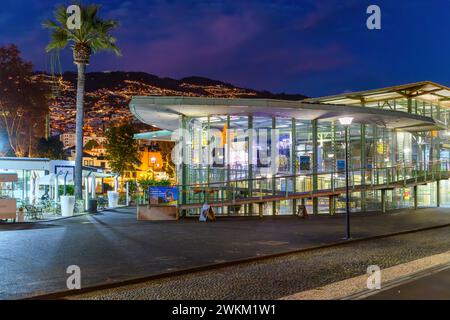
[327,154,334,158]
[339,116,353,240]
[404,147,411,154]
[151,156,156,164]
[339,117,354,126]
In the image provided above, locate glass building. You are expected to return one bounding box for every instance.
[131,81,450,216]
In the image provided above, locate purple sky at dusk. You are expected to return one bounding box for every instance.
[1,0,449,96]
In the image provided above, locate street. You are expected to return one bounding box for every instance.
[1,207,449,299]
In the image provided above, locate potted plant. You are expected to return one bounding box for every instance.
[17,206,25,222]
[60,195,76,217]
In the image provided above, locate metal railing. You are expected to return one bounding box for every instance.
[177,160,450,207]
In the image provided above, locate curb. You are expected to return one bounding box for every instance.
[342,262,450,300]
[24,222,450,300]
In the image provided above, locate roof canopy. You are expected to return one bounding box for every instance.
[130,96,444,133]
[306,81,450,108]
[134,130,174,141]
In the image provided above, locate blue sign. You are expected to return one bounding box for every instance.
[337,159,346,171]
[149,186,178,206]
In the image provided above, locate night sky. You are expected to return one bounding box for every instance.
[1,0,449,96]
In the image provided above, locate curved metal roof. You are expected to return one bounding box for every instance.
[130,96,444,132]
[305,81,450,108]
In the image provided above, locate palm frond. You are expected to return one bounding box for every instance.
[45,29,69,52]
[43,3,121,56]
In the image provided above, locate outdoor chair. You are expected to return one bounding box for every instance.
[97,197,108,210]
[24,204,44,220]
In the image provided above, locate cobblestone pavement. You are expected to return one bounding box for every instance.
[73,225,450,300]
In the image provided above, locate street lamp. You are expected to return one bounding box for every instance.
[339,117,353,239]
[151,156,156,179]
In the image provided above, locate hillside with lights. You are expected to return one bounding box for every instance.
[32,72,307,136]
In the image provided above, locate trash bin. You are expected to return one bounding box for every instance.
[88,199,98,213]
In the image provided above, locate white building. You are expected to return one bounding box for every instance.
[60,133,107,148]
[0,157,113,205]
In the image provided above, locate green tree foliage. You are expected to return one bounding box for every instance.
[0,45,49,157]
[105,123,141,176]
[158,141,175,178]
[84,139,100,150]
[36,136,65,159]
[138,177,171,190]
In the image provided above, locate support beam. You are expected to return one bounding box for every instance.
[271,116,277,216]
[180,115,188,217]
[91,176,96,199]
[206,116,211,204]
[226,115,231,215]
[84,176,90,211]
[381,189,386,213]
[331,121,336,191]
[328,195,335,215]
[258,202,263,218]
[125,181,129,206]
[312,119,319,214]
[360,124,366,212]
[407,97,412,114]
[413,185,418,210]
[248,115,254,215]
[291,118,297,215]
[436,180,441,208]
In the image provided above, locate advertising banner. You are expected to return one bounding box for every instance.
[149,186,178,206]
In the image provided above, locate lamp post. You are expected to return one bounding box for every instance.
[151,156,156,179]
[339,117,353,240]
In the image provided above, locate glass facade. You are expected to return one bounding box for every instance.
[175,99,450,217]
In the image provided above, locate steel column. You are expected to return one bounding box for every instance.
[226,115,231,215]
[312,119,319,214]
[291,118,297,215]
[413,185,418,210]
[180,115,188,217]
[248,115,254,215]
[360,124,366,212]
[271,116,277,215]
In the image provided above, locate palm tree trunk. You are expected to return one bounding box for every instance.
[74,63,86,199]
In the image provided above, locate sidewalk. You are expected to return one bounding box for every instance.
[1,207,450,299]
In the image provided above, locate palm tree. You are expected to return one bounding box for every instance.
[44,4,121,199]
